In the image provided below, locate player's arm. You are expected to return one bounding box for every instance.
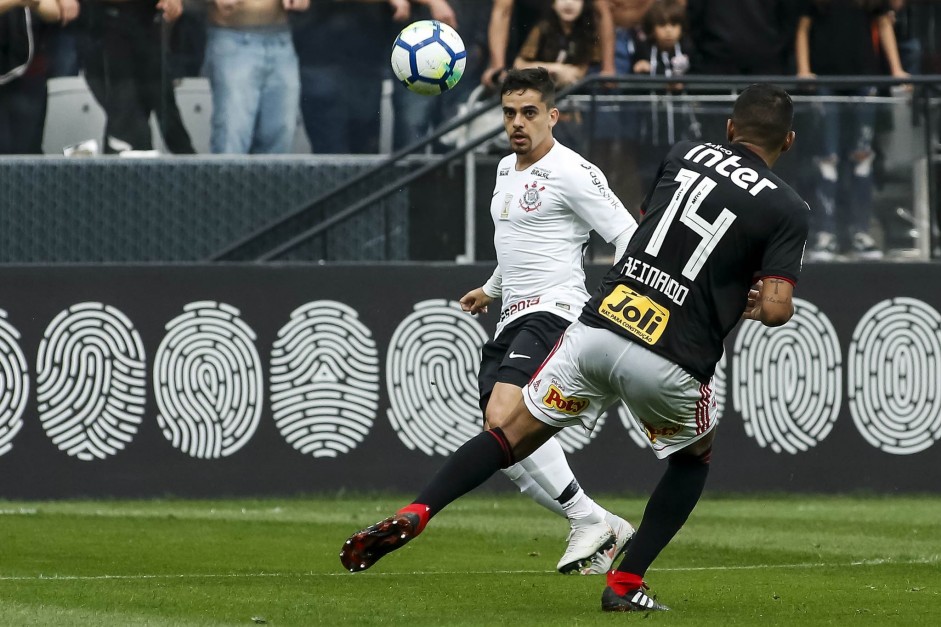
[460,266,501,315]
[742,278,794,327]
[562,162,637,249]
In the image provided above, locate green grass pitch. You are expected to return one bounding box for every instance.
[1,494,939,625]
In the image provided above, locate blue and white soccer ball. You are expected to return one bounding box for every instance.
[391,20,467,96]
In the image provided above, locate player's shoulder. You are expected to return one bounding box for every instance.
[495,154,516,178]
[545,141,605,180]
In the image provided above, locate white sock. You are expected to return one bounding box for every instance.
[521,436,604,525]
[501,464,565,516]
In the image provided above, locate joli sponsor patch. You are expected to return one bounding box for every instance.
[598,285,669,344]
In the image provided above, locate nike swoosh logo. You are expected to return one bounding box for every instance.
[509,352,530,359]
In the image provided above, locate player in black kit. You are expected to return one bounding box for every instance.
[340,84,809,614]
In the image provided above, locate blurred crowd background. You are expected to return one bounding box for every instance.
[1,0,940,261]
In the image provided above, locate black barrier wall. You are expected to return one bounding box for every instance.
[0,263,938,499]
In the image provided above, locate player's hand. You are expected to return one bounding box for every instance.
[283,0,310,11]
[742,281,762,321]
[388,0,410,22]
[158,0,183,22]
[460,288,492,316]
[20,0,40,8]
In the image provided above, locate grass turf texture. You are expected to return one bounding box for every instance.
[1,495,939,625]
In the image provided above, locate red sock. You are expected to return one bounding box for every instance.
[397,503,431,534]
[607,570,644,596]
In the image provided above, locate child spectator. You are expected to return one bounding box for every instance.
[631,0,700,187]
[632,0,691,85]
[513,0,601,87]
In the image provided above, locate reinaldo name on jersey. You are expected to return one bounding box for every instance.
[684,143,778,196]
[620,256,688,306]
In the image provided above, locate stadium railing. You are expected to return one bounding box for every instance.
[204,74,940,263]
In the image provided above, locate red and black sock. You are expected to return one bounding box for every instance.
[408,427,515,531]
[615,448,711,580]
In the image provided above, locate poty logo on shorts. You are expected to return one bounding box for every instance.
[542,384,589,415]
[642,423,681,443]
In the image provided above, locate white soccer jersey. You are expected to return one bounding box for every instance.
[489,141,636,337]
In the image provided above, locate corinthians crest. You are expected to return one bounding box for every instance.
[519,181,545,213]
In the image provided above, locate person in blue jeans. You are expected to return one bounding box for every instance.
[795,0,909,261]
[205,0,309,154]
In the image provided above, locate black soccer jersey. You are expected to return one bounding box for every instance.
[580,140,809,382]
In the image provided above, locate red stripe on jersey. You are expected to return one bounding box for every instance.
[758,274,796,286]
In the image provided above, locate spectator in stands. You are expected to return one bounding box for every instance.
[205,0,308,154]
[482,0,615,91]
[632,0,691,82]
[80,0,195,154]
[1,0,61,154]
[514,0,602,87]
[796,0,909,261]
[631,0,699,189]
[294,0,409,154]
[610,0,652,74]
[888,0,921,74]
[686,0,799,76]
[47,0,81,78]
[581,0,654,221]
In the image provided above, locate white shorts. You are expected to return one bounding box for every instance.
[522,321,718,459]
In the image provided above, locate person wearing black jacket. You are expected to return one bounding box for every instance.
[0,0,59,154]
[686,0,799,75]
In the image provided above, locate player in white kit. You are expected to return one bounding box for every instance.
[460,67,638,575]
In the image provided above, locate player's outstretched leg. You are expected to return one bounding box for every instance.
[339,505,429,573]
[340,426,517,572]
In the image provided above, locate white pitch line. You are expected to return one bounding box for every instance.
[0,557,937,582]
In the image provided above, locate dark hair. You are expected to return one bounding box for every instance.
[537,0,597,67]
[642,0,686,37]
[501,67,557,108]
[731,84,794,150]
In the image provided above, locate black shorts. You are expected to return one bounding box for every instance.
[478,311,572,412]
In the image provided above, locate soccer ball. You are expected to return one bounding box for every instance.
[391,20,467,96]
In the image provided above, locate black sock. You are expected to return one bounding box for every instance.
[617,450,710,577]
[413,427,515,518]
